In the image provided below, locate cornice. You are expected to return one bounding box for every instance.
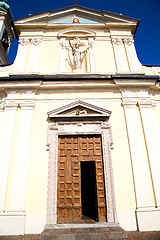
[0,74,158,90]
[0,73,158,80]
[113,75,158,88]
[14,22,137,32]
[14,5,139,24]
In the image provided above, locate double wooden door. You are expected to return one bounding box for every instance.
[57,135,106,223]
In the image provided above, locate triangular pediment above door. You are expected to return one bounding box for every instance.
[48,100,111,120]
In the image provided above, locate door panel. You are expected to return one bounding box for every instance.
[57,135,106,223]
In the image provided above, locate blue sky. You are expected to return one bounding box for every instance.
[8,0,160,65]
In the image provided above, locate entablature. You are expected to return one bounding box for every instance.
[0,74,159,92]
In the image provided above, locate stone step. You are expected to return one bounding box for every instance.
[41,225,127,240]
[1,231,160,240]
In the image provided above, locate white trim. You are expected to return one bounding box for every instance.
[46,101,117,226]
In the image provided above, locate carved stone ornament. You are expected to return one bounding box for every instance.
[19,38,30,46]
[75,108,87,115]
[60,40,66,49]
[112,38,123,45]
[89,41,93,48]
[0,100,4,111]
[71,17,81,23]
[31,38,42,46]
[123,38,134,46]
[48,100,111,120]
[67,37,90,72]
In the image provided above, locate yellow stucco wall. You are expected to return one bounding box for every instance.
[39,40,60,73]
[94,40,116,73]
[0,12,160,233]
[22,90,137,215]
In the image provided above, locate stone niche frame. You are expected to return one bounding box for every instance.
[58,28,96,73]
[46,100,117,227]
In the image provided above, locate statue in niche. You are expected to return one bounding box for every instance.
[68,37,90,72]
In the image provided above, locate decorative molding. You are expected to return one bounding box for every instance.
[4,101,18,110]
[122,99,138,108]
[71,17,81,23]
[19,37,42,46]
[46,101,117,226]
[60,40,66,49]
[102,130,117,222]
[111,38,123,45]
[48,100,111,119]
[95,36,110,41]
[19,38,30,46]
[31,38,42,46]
[0,100,4,111]
[57,28,96,38]
[138,101,154,109]
[123,38,134,46]
[75,108,87,115]
[112,38,134,46]
[121,91,139,108]
[19,101,35,110]
[3,100,35,110]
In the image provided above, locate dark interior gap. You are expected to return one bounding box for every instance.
[81,161,98,222]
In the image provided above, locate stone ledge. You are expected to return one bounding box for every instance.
[1,231,160,240]
[41,226,127,240]
[0,234,40,240]
[128,231,160,240]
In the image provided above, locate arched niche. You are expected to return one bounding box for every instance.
[58,28,96,73]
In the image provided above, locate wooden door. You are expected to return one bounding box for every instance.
[57,135,106,223]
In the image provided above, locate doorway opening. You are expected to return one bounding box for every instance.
[81,161,98,222]
[57,135,106,223]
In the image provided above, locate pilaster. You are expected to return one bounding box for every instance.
[14,37,30,73]
[0,97,18,212]
[138,95,160,207]
[27,37,42,72]
[8,96,35,212]
[123,38,142,72]
[122,92,154,209]
[111,38,129,73]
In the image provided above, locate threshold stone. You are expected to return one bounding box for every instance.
[40,224,127,240]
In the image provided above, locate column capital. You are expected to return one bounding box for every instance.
[31,37,42,46]
[4,101,18,110]
[123,38,134,46]
[111,37,123,45]
[122,99,138,108]
[138,100,155,109]
[19,37,30,46]
[0,100,4,111]
[19,101,35,110]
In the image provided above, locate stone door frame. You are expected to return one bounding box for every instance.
[46,120,117,227]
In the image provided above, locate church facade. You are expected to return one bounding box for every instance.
[0,4,160,236]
